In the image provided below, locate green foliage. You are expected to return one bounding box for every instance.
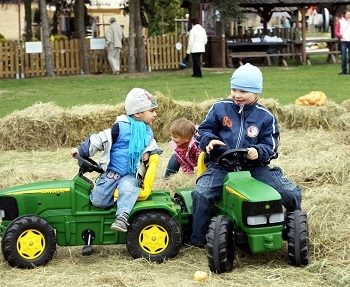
[144,0,186,35]
[0,33,4,39]
[213,0,242,22]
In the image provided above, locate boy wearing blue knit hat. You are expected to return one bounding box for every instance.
[71,88,159,233]
[190,63,301,247]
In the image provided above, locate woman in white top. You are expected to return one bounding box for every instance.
[186,18,208,78]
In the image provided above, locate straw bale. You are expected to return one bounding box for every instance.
[0,95,349,151]
[341,99,350,111]
[277,101,348,130]
[62,103,124,146]
[0,102,66,150]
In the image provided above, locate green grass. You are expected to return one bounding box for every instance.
[0,64,348,118]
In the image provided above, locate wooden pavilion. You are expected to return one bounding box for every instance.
[181,0,350,66]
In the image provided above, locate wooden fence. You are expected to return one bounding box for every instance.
[0,34,188,79]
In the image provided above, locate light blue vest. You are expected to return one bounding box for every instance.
[108,121,152,176]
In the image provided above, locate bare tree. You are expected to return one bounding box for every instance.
[75,0,89,74]
[128,0,136,73]
[135,0,145,72]
[24,0,32,41]
[127,0,145,73]
[39,0,55,76]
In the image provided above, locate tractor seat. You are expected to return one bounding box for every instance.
[113,153,159,201]
[196,152,207,177]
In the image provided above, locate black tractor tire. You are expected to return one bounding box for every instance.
[1,215,56,268]
[126,211,182,262]
[286,210,309,266]
[207,215,235,274]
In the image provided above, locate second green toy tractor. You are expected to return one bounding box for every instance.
[194,148,309,273]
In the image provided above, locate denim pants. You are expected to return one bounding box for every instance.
[90,170,140,216]
[190,164,301,245]
[164,154,180,177]
[340,41,350,74]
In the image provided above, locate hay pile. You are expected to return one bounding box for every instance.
[0,102,122,150]
[0,94,349,151]
[0,127,349,286]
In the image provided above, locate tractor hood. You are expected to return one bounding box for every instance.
[224,171,281,202]
[0,180,72,197]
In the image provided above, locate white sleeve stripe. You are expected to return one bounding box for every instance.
[255,105,276,134]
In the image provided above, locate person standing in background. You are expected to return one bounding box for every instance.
[106,17,124,75]
[281,15,291,29]
[186,18,207,78]
[335,11,350,75]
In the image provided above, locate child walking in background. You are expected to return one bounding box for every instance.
[71,88,160,232]
[164,117,201,178]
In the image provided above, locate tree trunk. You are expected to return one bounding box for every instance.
[135,0,145,72]
[75,0,89,74]
[39,0,55,77]
[128,0,136,73]
[24,0,32,41]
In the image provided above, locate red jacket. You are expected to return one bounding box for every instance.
[335,21,341,39]
[174,138,201,174]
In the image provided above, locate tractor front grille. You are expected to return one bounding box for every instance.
[242,199,283,228]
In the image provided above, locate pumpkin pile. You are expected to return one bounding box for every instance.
[295,91,327,106]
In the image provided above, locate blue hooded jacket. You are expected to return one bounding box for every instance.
[198,99,279,165]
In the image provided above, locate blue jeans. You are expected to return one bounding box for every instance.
[164,154,180,178]
[90,170,140,216]
[340,41,350,74]
[190,164,301,245]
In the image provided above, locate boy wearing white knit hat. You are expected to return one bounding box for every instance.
[71,88,159,232]
[190,63,302,247]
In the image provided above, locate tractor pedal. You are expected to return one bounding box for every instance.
[81,229,96,256]
[82,245,94,256]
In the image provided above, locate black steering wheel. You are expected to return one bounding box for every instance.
[75,154,104,174]
[217,148,249,171]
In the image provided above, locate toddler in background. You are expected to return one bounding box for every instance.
[164,117,201,178]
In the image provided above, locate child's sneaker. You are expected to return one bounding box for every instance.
[111,213,130,232]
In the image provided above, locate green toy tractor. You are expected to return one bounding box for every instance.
[0,154,190,269]
[0,147,309,271]
[196,148,309,273]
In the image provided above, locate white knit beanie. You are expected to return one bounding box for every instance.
[231,63,263,94]
[124,88,157,115]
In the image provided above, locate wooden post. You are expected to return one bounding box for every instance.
[300,6,308,65]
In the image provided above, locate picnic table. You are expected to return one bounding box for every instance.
[227,40,291,66]
[293,38,340,65]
